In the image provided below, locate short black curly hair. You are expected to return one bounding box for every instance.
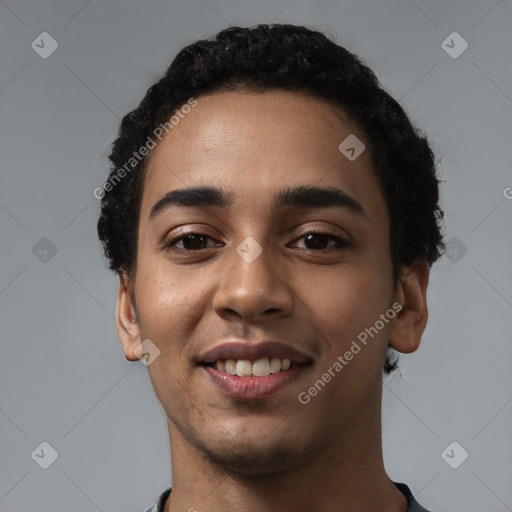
[97,23,445,375]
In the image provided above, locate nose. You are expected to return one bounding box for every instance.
[212,240,294,322]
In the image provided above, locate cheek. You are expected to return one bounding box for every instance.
[298,270,391,415]
[300,261,392,338]
[134,255,215,349]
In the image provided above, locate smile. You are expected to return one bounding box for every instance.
[197,340,313,398]
[204,357,299,377]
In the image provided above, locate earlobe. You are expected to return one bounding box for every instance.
[389,260,430,354]
[116,270,141,362]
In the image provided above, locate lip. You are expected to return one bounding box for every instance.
[203,364,310,399]
[197,339,314,399]
[198,340,313,364]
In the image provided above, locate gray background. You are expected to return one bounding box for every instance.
[1,1,511,511]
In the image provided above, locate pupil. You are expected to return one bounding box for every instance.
[184,234,206,250]
[306,233,328,250]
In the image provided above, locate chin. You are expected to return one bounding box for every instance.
[202,439,305,475]
[180,417,312,475]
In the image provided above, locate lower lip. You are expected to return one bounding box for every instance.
[202,365,309,399]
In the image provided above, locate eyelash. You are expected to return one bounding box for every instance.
[291,231,352,251]
[163,230,352,253]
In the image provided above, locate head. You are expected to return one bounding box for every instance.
[97,24,444,473]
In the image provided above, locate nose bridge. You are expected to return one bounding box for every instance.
[234,235,275,288]
[213,234,293,319]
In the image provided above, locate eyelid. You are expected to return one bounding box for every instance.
[288,230,352,249]
[159,223,221,245]
[291,221,354,242]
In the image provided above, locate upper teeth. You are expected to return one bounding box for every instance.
[215,357,292,377]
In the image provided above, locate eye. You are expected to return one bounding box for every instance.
[290,231,351,251]
[164,233,223,251]
[163,231,351,253]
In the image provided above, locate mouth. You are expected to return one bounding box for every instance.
[201,357,301,377]
[198,340,313,399]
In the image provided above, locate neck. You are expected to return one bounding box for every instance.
[163,409,407,512]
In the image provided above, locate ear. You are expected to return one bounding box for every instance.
[116,269,141,362]
[389,260,430,354]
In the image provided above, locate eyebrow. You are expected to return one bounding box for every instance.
[149,185,368,220]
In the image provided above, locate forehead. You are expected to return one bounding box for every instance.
[140,90,386,222]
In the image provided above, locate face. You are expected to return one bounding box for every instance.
[119,90,410,474]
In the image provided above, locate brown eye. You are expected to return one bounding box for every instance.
[165,233,221,251]
[179,234,207,250]
[291,232,350,251]
[303,233,332,250]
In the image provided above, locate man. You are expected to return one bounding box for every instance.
[97,24,445,512]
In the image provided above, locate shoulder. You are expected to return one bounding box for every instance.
[394,481,437,512]
[143,486,172,512]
